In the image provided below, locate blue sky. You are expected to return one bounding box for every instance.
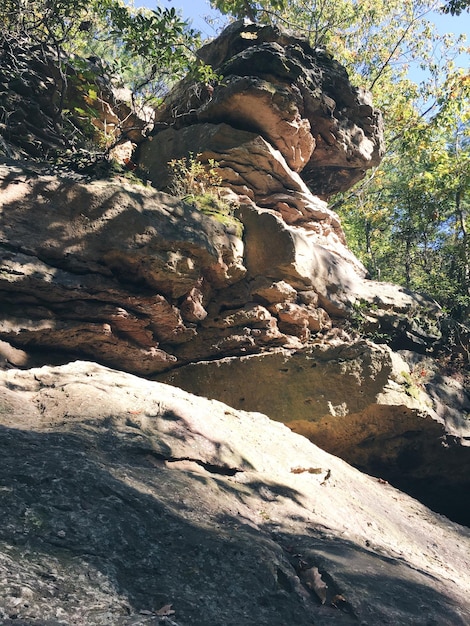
[160,0,224,36]
[145,0,469,71]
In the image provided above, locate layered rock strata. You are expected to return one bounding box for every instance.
[1,21,469,525]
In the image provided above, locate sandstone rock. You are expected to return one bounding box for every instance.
[137,20,384,310]
[1,157,441,373]
[139,123,342,236]
[250,278,298,304]
[150,20,384,197]
[198,74,315,172]
[0,163,246,373]
[0,360,469,625]
[157,339,470,526]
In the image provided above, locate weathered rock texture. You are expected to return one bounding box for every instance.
[0,361,469,626]
[1,18,469,557]
[0,33,150,161]
[0,162,245,375]
[158,340,470,525]
[142,20,384,198]
[0,22,441,375]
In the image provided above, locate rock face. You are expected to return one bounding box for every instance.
[0,162,245,375]
[1,16,470,568]
[158,340,470,525]
[142,20,384,198]
[0,361,469,626]
[0,22,441,374]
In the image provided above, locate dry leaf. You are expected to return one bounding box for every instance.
[331,594,347,608]
[156,604,176,617]
[300,566,328,604]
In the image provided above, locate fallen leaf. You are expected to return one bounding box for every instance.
[156,604,176,617]
[331,594,347,608]
[300,566,327,604]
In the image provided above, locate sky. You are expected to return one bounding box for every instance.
[152,0,470,39]
[162,0,225,36]
[144,0,469,73]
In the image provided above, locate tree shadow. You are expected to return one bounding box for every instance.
[0,162,237,373]
[0,420,469,625]
[0,421,308,626]
[264,525,470,626]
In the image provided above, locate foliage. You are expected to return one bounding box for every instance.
[167,153,223,197]
[210,0,285,21]
[0,0,210,161]
[1,0,201,92]
[338,70,469,317]
[167,153,243,235]
[442,0,470,14]
[190,193,244,237]
[400,369,427,399]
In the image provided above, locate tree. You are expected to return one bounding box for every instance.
[337,69,469,316]
[0,0,210,159]
[442,0,470,14]
[210,0,285,21]
[1,0,204,104]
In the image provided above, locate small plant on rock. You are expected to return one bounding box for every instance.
[167,153,244,237]
[400,368,428,400]
[167,152,223,197]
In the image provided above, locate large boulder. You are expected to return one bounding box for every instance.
[0,360,469,625]
[157,339,470,526]
[142,20,384,197]
[1,160,441,374]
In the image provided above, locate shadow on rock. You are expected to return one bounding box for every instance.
[0,421,469,625]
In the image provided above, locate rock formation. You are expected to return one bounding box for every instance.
[0,32,151,161]
[1,21,442,374]
[0,21,470,620]
[0,360,469,625]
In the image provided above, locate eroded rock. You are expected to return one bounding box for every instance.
[0,361,469,625]
[0,164,245,374]
[157,339,470,526]
[0,35,151,162]
[145,20,384,197]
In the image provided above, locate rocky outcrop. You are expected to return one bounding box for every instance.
[1,19,469,547]
[143,20,384,198]
[0,360,469,625]
[158,339,470,525]
[0,156,441,372]
[0,162,245,375]
[0,21,441,370]
[138,21,384,293]
[138,19,439,333]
